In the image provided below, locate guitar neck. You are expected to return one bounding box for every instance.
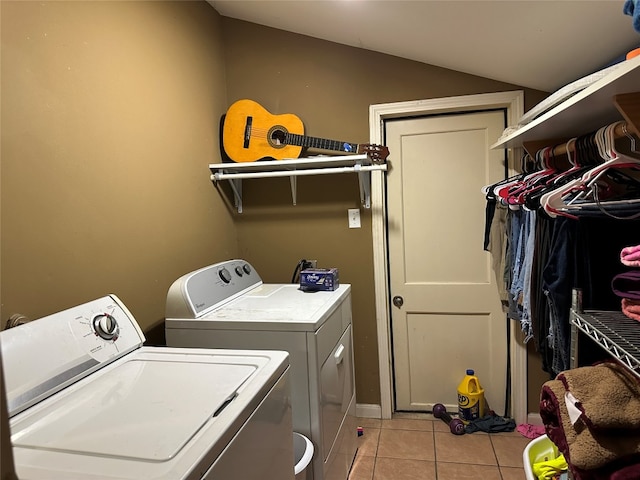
[285,133,359,155]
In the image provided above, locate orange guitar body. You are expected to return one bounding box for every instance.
[220,99,389,164]
[222,99,305,162]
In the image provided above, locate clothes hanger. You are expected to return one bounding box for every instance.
[580,124,640,214]
[622,122,639,155]
[498,147,557,206]
[541,125,618,217]
[541,123,640,218]
[539,126,613,217]
[515,148,565,207]
[520,138,592,211]
[481,154,531,198]
[560,125,616,205]
[574,123,636,194]
[507,141,585,209]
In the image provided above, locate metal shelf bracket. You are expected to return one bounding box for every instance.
[290,175,297,206]
[227,178,243,213]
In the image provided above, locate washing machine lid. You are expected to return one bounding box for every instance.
[10,347,289,480]
[171,283,351,332]
[11,350,256,462]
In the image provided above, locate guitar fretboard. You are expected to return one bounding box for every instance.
[285,133,359,154]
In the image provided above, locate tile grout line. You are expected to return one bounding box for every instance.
[432,426,439,480]
[488,434,505,480]
[371,428,379,480]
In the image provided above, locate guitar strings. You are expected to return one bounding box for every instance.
[247,127,269,140]
[246,126,333,148]
[244,127,303,147]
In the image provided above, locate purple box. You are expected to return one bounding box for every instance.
[300,268,339,291]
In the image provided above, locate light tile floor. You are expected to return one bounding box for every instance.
[349,413,531,480]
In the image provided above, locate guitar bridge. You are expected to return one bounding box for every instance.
[243,117,253,148]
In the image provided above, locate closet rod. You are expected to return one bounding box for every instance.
[545,121,636,158]
[211,164,386,181]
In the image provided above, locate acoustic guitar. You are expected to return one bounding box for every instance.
[220,99,389,163]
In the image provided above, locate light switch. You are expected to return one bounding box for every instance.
[348,209,361,228]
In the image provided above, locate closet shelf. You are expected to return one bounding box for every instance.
[209,154,387,213]
[570,291,640,379]
[492,55,640,150]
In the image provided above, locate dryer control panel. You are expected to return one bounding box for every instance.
[165,259,262,319]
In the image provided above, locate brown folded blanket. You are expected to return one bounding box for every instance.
[557,361,640,431]
[540,379,640,471]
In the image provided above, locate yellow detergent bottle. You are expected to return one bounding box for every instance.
[457,369,485,423]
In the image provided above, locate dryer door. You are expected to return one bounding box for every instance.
[319,324,354,460]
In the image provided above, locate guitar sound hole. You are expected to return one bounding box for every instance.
[268,126,287,149]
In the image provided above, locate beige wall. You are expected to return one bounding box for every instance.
[1,1,236,344]
[220,18,549,405]
[1,2,551,410]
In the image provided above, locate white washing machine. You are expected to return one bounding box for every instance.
[1,294,294,480]
[165,259,357,480]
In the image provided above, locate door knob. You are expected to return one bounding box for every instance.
[393,296,404,308]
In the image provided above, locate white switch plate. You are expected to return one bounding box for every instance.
[348,209,361,228]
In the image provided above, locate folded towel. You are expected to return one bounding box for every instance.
[611,270,640,300]
[624,0,640,33]
[557,361,640,431]
[621,245,640,267]
[540,379,640,471]
[622,298,640,322]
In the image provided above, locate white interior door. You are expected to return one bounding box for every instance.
[386,110,507,413]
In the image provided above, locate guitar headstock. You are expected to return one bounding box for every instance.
[357,144,389,164]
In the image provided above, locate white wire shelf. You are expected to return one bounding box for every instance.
[570,308,640,378]
[209,154,387,213]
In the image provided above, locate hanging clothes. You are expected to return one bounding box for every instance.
[483,121,640,376]
[541,217,577,375]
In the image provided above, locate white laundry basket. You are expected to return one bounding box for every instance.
[523,434,561,480]
[293,432,314,480]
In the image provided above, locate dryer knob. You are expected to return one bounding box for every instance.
[243,264,252,275]
[235,266,244,276]
[219,268,232,283]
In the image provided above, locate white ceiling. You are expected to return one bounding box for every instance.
[210,0,640,93]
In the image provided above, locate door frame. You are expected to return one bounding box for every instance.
[368,91,526,422]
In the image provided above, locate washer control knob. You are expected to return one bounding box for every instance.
[243,264,252,275]
[235,266,244,276]
[219,268,232,283]
[93,313,119,341]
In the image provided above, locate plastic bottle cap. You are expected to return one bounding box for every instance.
[627,48,640,60]
[466,369,474,375]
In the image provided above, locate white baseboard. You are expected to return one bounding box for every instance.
[356,403,382,419]
[527,413,543,425]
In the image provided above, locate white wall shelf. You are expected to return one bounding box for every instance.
[209,154,387,213]
[492,55,640,150]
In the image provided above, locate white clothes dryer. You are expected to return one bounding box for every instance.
[165,259,357,480]
[1,295,294,480]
